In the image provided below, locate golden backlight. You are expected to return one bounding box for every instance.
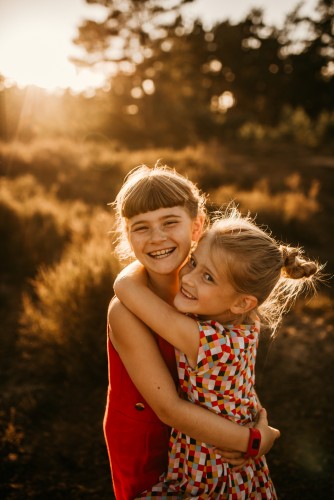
[0,0,106,93]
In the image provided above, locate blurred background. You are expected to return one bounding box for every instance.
[0,0,333,498]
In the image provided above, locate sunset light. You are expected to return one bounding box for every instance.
[1,24,106,92]
[0,0,318,93]
[0,0,107,92]
[1,0,333,498]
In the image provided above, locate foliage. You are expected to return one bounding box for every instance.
[0,139,331,385]
[72,0,194,69]
[1,1,334,148]
[0,138,126,205]
[70,0,334,145]
[19,227,119,383]
[209,175,322,246]
[1,138,332,498]
[239,107,334,147]
[0,175,73,278]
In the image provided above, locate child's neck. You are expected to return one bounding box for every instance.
[146,270,179,305]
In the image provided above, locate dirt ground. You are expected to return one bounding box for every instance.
[255,295,334,499]
[1,284,333,500]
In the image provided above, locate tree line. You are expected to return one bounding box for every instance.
[1,0,333,147]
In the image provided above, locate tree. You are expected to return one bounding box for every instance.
[71,0,334,147]
[277,0,334,117]
[72,0,194,72]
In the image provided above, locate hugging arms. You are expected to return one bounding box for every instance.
[109,291,278,459]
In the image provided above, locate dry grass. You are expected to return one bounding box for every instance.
[0,138,333,499]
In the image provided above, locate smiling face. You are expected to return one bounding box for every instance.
[126,206,203,277]
[173,236,245,324]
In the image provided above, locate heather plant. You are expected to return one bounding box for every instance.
[0,139,332,500]
[238,107,334,148]
[0,175,104,280]
[0,138,125,205]
[0,176,71,278]
[209,176,322,246]
[19,220,119,384]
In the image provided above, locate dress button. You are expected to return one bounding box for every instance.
[135,402,145,411]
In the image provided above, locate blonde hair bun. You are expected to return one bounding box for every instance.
[280,245,319,279]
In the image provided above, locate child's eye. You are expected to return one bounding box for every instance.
[188,256,196,268]
[132,226,148,232]
[204,273,214,283]
[164,220,177,227]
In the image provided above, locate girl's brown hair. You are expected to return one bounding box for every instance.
[206,204,321,334]
[112,163,206,260]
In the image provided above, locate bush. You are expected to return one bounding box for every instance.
[209,176,322,245]
[19,226,120,384]
[238,107,334,148]
[0,176,72,278]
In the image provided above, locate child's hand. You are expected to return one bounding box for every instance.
[254,407,280,457]
[212,447,248,468]
[214,408,279,467]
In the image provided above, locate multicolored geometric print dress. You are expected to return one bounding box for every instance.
[137,319,277,499]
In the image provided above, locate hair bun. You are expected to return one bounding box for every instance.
[281,247,299,267]
[280,245,318,279]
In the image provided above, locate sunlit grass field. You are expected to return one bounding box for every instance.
[1,138,333,499]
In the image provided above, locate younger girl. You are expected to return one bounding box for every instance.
[105,167,279,499]
[114,205,320,498]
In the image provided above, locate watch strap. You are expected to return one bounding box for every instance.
[246,427,261,457]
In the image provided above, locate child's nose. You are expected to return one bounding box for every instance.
[150,227,167,242]
[181,267,195,286]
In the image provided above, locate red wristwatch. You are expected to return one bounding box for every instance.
[246,428,261,457]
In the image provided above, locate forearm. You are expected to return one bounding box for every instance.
[109,298,249,452]
[158,397,249,452]
[114,265,167,325]
[120,341,249,452]
[113,261,174,330]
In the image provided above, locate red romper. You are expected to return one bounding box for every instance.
[103,327,178,500]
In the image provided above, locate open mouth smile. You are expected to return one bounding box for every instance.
[180,286,196,300]
[148,247,175,259]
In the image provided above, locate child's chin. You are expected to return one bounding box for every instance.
[174,298,190,313]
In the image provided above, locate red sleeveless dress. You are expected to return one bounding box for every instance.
[103,326,178,500]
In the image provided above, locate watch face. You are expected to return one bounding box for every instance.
[252,438,261,450]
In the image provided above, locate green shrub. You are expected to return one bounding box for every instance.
[238,107,334,148]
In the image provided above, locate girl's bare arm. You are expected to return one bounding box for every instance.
[114,262,199,366]
[108,297,280,456]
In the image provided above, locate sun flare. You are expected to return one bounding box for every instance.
[0,5,107,93]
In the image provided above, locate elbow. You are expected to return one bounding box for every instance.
[108,297,127,336]
[155,406,174,427]
[113,278,121,299]
[113,275,128,302]
[154,397,181,427]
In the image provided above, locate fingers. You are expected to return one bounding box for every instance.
[226,458,249,468]
[257,407,268,424]
[213,448,248,468]
[213,448,244,459]
[271,426,281,439]
[256,408,280,440]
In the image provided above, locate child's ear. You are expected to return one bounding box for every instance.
[231,295,258,315]
[191,214,205,242]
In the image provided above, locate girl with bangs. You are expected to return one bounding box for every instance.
[105,165,279,499]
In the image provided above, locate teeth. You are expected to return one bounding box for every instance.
[181,287,196,300]
[149,248,174,258]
